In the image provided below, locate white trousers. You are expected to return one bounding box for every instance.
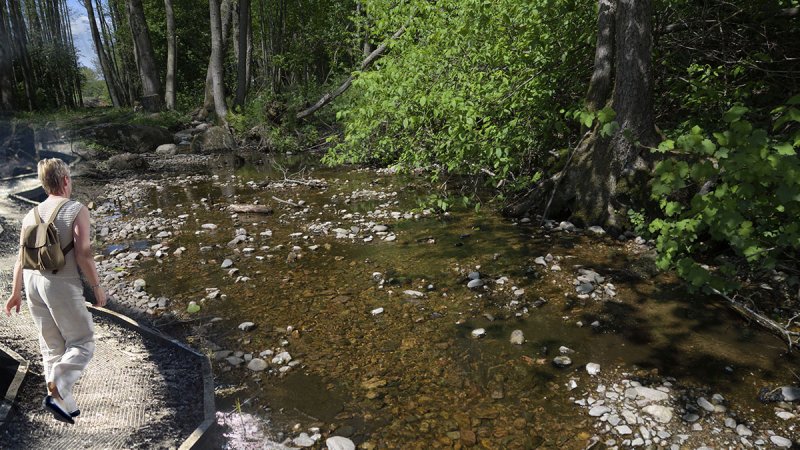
[24,271,95,412]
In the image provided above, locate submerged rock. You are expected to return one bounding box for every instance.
[553,356,572,367]
[510,330,525,345]
[467,279,484,289]
[471,328,486,338]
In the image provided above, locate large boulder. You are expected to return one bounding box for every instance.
[106,153,149,171]
[191,126,236,154]
[77,123,173,153]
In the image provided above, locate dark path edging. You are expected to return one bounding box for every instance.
[87,305,216,450]
[0,343,28,427]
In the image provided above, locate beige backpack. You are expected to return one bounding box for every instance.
[20,199,74,273]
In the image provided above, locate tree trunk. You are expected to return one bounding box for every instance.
[198,0,231,120]
[234,0,249,108]
[164,0,176,109]
[209,0,227,121]
[0,0,15,110]
[127,0,162,111]
[83,0,123,106]
[585,0,615,112]
[9,0,35,109]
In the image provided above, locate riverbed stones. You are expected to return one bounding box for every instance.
[326,436,355,450]
[510,330,524,345]
[471,328,486,338]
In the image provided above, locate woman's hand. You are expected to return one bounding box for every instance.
[5,292,22,316]
[93,286,107,308]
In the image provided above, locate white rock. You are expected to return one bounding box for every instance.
[586,363,601,375]
[403,290,424,298]
[634,386,669,403]
[133,279,146,291]
[588,225,605,235]
[615,425,632,435]
[202,223,218,230]
[467,279,484,289]
[371,307,384,316]
[221,259,234,268]
[776,411,795,420]
[471,328,486,338]
[534,256,547,266]
[238,322,256,331]
[735,424,753,436]
[326,436,356,450]
[509,330,525,345]
[293,433,315,447]
[272,351,292,365]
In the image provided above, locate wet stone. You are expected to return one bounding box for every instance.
[238,322,256,331]
[552,356,572,367]
[221,259,234,268]
[471,328,486,338]
[326,436,355,450]
[247,358,268,371]
[509,330,524,345]
[467,279,484,289]
[770,436,792,448]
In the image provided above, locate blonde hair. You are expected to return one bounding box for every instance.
[37,158,70,195]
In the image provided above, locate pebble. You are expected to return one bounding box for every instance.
[697,397,715,412]
[221,259,234,268]
[588,225,605,235]
[226,356,244,366]
[615,425,632,435]
[238,322,256,331]
[534,256,547,266]
[776,411,795,420]
[576,283,594,294]
[589,406,611,417]
[293,433,315,447]
[781,386,800,401]
[247,358,268,371]
[471,328,486,338]
[403,290,424,298]
[371,307,384,316]
[468,271,481,280]
[272,352,292,365]
[586,363,601,375]
[133,279,146,291]
[553,356,572,367]
[682,413,700,422]
[201,223,218,230]
[467,279,484,289]
[326,436,356,450]
[509,330,524,345]
[642,405,673,424]
[735,424,752,436]
[724,417,736,428]
[770,436,792,448]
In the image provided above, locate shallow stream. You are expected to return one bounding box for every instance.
[84,154,797,448]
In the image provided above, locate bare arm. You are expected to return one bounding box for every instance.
[73,206,107,307]
[4,256,23,316]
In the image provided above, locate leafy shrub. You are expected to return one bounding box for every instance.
[649,96,800,291]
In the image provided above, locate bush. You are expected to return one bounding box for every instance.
[649,96,800,292]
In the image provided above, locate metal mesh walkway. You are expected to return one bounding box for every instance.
[0,304,204,449]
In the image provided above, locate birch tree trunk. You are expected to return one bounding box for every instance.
[164,0,176,109]
[127,0,162,111]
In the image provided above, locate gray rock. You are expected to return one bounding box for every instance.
[238,321,256,331]
[589,406,611,417]
[372,225,388,232]
[326,436,356,450]
[770,436,792,448]
[106,153,148,171]
[467,279,484,289]
[247,358,268,371]
[558,221,576,232]
[226,356,244,366]
[221,259,234,268]
[553,356,572,367]
[467,271,481,280]
[191,126,236,154]
[534,256,547,266]
[776,411,795,420]
[133,279,146,291]
[586,362,601,375]
[781,386,800,401]
[213,350,232,361]
[588,225,606,235]
[615,425,632,435]
[697,397,715,412]
[271,351,291,364]
[682,413,700,423]
[724,417,736,428]
[510,330,525,345]
[155,143,177,156]
[735,424,752,436]
[642,405,673,424]
[576,283,594,294]
[634,386,669,402]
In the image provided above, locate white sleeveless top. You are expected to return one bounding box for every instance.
[21,197,84,278]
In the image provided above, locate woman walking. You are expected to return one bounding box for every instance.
[5,158,107,424]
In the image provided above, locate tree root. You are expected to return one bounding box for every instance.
[712,288,800,352]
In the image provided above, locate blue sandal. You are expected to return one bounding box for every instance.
[43,396,75,425]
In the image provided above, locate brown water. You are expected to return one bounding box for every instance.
[93,155,797,448]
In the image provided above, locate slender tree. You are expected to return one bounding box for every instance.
[83,0,123,106]
[163,0,176,109]
[234,0,250,108]
[0,0,15,110]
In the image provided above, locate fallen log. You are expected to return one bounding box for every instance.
[712,288,800,352]
[227,204,274,214]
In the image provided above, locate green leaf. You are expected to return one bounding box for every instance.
[187,302,201,314]
[774,142,797,156]
[657,140,675,152]
[723,105,748,123]
[597,106,616,124]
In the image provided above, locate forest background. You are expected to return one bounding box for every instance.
[1,0,799,312]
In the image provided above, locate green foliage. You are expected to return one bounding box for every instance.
[80,67,111,105]
[649,97,800,292]
[325,0,594,190]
